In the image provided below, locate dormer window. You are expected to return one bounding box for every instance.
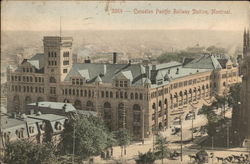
[55,122,62,130]
[115,80,129,87]
[29,126,35,134]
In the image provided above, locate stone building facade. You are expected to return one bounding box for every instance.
[7,36,239,139]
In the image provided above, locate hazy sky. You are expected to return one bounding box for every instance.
[1,1,250,31]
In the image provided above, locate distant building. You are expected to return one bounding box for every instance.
[239,28,250,146]
[7,36,240,140]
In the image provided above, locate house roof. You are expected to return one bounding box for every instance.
[183,54,222,69]
[27,53,44,69]
[28,101,76,112]
[64,63,146,86]
[28,114,66,122]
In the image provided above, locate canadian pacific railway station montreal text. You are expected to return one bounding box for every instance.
[111,8,231,15]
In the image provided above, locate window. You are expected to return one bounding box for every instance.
[76,79,79,85]
[120,81,124,87]
[72,79,75,85]
[63,69,68,73]
[63,51,69,57]
[50,77,56,83]
[110,92,113,98]
[115,81,119,87]
[106,91,109,98]
[139,93,143,100]
[50,87,56,94]
[101,91,104,98]
[29,126,35,134]
[63,61,69,65]
[80,79,83,85]
[124,81,128,87]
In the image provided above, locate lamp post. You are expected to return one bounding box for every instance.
[72,122,76,164]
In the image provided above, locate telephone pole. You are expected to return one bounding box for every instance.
[180,116,183,161]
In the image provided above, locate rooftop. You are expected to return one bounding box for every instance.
[28,114,66,122]
[28,101,76,112]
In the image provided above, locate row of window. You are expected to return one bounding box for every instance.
[11,85,44,93]
[48,60,57,66]
[115,80,129,87]
[48,51,57,58]
[101,91,144,100]
[170,76,210,90]
[222,72,237,79]
[22,67,33,73]
[72,78,84,85]
[62,88,94,98]
[11,75,44,83]
[151,88,169,98]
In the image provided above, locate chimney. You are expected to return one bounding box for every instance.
[113,52,117,64]
[176,68,179,74]
[84,56,91,63]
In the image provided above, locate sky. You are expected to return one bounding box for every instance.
[1,1,250,31]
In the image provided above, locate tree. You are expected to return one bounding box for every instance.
[4,139,56,164]
[114,128,130,157]
[60,115,115,160]
[136,150,156,164]
[154,135,171,164]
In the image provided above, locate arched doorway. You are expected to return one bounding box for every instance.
[104,102,112,130]
[118,103,126,129]
[25,96,32,105]
[74,100,82,110]
[13,95,20,112]
[86,101,94,111]
[37,97,44,102]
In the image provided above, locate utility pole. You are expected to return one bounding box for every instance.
[72,123,75,164]
[142,108,144,144]
[227,124,229,148]
[180,116,183,162]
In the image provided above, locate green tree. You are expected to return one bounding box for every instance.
[114,128,130,157]
[206,46,227,54]
[156,51,200,64]
[136,150,156,164]
[60,115,115,160]
[4,139,56,164]
[154,135,171,164]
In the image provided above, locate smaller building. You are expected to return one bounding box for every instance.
[0,112,67,155]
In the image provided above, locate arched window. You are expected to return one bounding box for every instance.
[49,77,56,83]
[130,93,134,99]
[110,91,113,98]
[152,103,156,109]
[135,93,138,99]
[74,100,82,110]
[159,101,162,107]
[86,101,94,111]
[164,99,168,105]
